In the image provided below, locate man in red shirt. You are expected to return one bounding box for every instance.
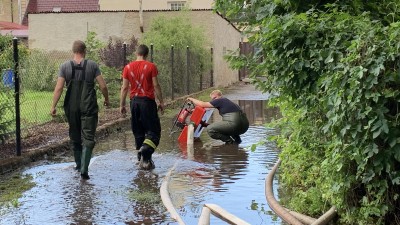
[120,44,165,170]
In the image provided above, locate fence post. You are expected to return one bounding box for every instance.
[171,45,174,100]
[13,37,21,156]
[210,47,214,87]
[150,43,154,63]
[186,46,190,95]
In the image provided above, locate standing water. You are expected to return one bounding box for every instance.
[0,84,283,225]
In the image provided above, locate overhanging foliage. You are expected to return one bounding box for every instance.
[215,1,400,224]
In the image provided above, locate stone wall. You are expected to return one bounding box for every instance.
[212,13,242,86]
[28,10,241,87]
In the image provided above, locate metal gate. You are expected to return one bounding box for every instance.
[239,42,254,81]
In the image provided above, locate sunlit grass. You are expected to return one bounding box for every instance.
[0,173,35,208]
[20,90,54,125]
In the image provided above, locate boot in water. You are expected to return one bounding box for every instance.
[80,146,93,180]
[138,144,155,170]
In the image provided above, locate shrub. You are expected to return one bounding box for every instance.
[100,36,138,70]
[215,1,400,224]
[142,13,211,98]
[19,50,65,92]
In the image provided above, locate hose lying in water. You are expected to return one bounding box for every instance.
[198,204,251,225]
[311,206,337,225]
[160,161,186,225]
[265,159,337,225]
[265,159,304,225]
[284,207,316,224]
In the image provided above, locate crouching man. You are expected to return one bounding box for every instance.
[188,90,249,144]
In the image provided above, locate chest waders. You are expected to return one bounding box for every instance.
[207,111,249,144]
[64,60,98,179]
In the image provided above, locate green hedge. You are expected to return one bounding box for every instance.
[215,1,400,224]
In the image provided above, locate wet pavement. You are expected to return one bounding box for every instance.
[0,84,283,225]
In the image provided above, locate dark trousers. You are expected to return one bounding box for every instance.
[207,111,249,143]
[130,96,161,150]
[66,111,98,149]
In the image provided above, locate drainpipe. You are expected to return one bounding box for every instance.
[11,0,14,22]
[139,0,144,32]
[18,0,21,24]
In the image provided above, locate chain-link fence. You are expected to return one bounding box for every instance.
[151,45,213,100]
[0,38,214,157]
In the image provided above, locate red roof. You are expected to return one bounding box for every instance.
[22,0,99,25]
[36,0,99,12]
[0,21,28,30]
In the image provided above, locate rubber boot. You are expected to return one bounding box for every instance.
[72,143,82,171]
[74,150,82,171]
[231,135,242,144]
[138,144,155,170]
[137,149,142,162]
[80,147,93,180]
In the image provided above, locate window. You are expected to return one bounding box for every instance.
[53,7,62,12]
[169,1,186,10]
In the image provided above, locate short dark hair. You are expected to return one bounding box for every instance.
[136,44,149,57]
[72,40,86,54]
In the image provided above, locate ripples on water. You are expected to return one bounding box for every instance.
[169,126,282,225]
[0,97,283,225]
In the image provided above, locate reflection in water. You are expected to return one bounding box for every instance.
[0,98,282,225]
[128,170,167,225]
[238,100,280,125]
[0,151,178,225]
[170,99,282,225]
[70,182,95,224]
[208,100,280,126]
[171,125,281,225]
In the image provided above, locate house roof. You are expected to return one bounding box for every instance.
[22,0,100,26]
[36,0,99,12]
[0,22,28,37]
[0,21,28,30]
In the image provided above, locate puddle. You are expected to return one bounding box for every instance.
[0,87,283,225]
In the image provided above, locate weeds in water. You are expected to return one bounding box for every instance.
[127,189,160,204]
[0,173,35,208]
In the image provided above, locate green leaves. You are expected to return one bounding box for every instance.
[216,1,400,223]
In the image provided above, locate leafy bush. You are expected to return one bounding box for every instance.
[85,31,104,63]
[142,13,211,98]
[19,50,65,91]
[100,36,138,70]
[215,1,400,224]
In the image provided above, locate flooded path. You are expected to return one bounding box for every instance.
[0,84,283,225]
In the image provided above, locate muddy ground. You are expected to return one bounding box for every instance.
[0,108,124,160]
